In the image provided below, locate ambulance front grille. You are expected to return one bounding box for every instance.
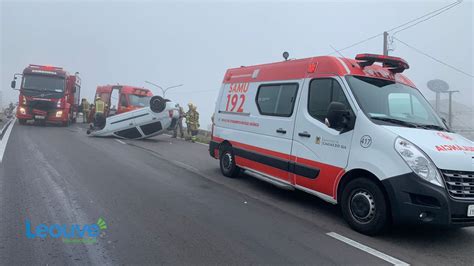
[441,170,474,199]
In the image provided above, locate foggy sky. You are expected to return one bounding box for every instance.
[1,0,473,129]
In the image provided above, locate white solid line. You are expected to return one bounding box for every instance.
[0,118,16,163]
[327,232,409,266]
[115,139,126,145]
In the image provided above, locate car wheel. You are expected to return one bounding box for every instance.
[149,96,166,113]
[219,145,240,178]
[341,178,389,235]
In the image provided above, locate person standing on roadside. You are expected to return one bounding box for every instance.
[93,96,107,129]
[81,98,90,123]
[172,104,185,138]
[185,103,200,142]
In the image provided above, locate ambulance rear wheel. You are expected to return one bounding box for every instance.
[219,145,240,178]
[341,178,389,235]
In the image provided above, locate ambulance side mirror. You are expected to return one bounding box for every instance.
[11,80,16,89]
[326,102,353,132]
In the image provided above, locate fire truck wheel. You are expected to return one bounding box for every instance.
[18,119,27,125]
[149,96,166,113]
[219,145,240,178]
[341,177,389,235]
[62,116,70,127]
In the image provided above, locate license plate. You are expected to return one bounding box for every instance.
[35,115,45,120]
[468,205,474,217]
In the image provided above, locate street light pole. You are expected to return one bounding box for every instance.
[145,81,183,98]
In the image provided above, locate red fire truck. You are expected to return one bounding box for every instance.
[95,85,153,117]
[11,64,81,126]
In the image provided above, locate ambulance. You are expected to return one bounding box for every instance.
[209,53,474,235]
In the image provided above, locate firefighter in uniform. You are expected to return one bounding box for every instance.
[81,98,90,123]
[185,103,200,142]
[172,105,185,138]
[93,96,107,129]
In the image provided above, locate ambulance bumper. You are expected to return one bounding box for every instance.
[382,172,474,227]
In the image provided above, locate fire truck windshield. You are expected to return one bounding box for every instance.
[22,75,66,92]
[346,75,447,130]
[129,94,151,107]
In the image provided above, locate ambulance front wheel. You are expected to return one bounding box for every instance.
[18,119,27,125]
[219,145,240,178]
[341,178,389,235]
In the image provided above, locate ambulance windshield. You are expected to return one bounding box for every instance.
[346,75,447,131]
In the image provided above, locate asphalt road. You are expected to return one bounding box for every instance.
[0,122,473,265]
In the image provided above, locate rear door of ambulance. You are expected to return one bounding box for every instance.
[291,76,355,199]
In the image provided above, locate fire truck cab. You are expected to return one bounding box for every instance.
[95,85,153,117]
[12,64,80,126]
[210,54,474,235]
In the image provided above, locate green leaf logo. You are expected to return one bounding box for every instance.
[97,218,107,230]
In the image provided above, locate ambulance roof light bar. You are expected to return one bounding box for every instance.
[355,53,409,74]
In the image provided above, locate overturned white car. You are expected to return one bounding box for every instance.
[87,96,179,139]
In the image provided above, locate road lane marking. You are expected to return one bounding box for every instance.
[327,232,409,266]
[115,139,126,145]
[164,133,209,146]
[0,118,16,163]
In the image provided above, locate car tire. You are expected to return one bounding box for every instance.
[219,145,240,178]
[18,119,27,125]
[149,96,166,113]
[341,177,389,235]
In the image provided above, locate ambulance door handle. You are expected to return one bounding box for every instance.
[276,128,287,134]
[298,131,311,138]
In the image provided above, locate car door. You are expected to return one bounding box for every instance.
[291,76,355,199]
[250,82,300,183]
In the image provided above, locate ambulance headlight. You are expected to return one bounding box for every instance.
[395,137,444,187]
[19,107,26,115]
[55,110,63,117]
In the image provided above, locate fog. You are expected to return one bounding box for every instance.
[1,0,472,129]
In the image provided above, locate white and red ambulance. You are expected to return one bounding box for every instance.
[209,53,474,235]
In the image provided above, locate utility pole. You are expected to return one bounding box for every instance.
[383,31,389,56]
[446,90,459,128]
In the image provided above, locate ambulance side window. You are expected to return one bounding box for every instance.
[308,78,349,122]
[256,83,298,117]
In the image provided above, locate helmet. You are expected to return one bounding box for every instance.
[96,96,101,100]
[188,102,193,108]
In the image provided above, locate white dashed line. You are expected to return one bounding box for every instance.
[327,232,409,266]
[115,139,126,145]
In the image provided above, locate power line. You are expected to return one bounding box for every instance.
[387,0,460,33]
[331,0,462,54]
[328,33,382,55]
[391,1,461,35]
[393,37,473,78]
